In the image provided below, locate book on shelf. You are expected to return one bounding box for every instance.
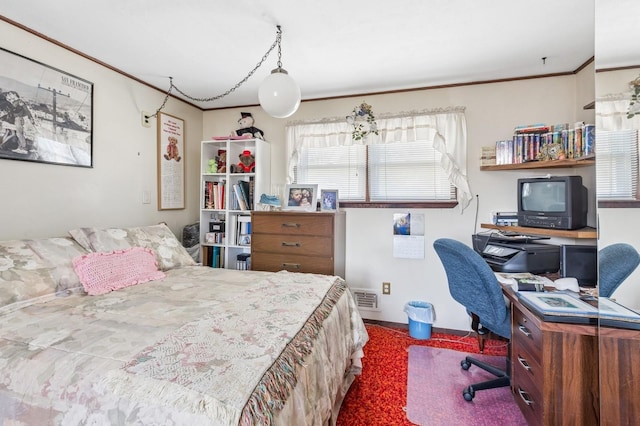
[232,184,248,210]
[238,180,252,210]
[210,246,225,268]
[203,181,225,209]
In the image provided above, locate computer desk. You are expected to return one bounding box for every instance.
[501,284,599,425]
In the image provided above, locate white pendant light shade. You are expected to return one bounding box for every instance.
[258,68,301,118]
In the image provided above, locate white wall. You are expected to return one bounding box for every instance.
[0,21,203,241]
[596,67,640,310]
[204,69,596,332]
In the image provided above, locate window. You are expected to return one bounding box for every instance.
[595,95,640,206]
[596,130,639,200]
[286,108,471,209]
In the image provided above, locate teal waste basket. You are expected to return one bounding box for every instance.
[404,301,434,339]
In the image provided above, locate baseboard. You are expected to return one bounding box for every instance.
[362,319,476,338]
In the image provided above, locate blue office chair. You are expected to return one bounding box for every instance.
[598,243,640,298]
[433,238,511,401]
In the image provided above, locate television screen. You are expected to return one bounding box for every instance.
[560,244,597,287]
[521,181,566,212]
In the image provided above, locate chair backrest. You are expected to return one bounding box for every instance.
[433,238,510,338]
[598,243,640,298]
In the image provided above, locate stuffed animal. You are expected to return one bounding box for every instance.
[164,136,181,162]
[207,158,218,173]
[233,112,264,139]
[217,149,227,173]
[231,149,255,173]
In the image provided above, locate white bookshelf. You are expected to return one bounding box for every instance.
[199,138,270,268]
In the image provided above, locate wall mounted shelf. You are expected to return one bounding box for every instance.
[480,156,595,171]
[480,223,597,239]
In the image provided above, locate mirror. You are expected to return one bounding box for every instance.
[595,0,640,421]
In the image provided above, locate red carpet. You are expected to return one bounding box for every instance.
[337,323,509,426]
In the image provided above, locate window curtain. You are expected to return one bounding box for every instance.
[596,93,640,131]
[285,107,472,210]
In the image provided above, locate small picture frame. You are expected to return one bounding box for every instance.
[284,184,318,211]
[320,189,339,212]
[238,234,251,246]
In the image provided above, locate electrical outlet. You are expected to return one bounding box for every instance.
[141,111,151,128]
[382,282,391,295]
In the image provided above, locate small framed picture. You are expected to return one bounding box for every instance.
[238,234,251,246]
[320,189,339,212]
[284,184,318,211]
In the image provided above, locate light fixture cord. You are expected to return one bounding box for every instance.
[149,25,283,118]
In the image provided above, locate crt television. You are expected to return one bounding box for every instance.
[517,175,588,230]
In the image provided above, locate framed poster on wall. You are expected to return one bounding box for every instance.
[157,112,185,210]
[0,47,93,167]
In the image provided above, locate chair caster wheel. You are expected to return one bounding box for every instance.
[461,359,471,370]
[463,386,475,401]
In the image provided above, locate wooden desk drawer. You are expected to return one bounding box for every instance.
[512,339,543,392]
[251,234,333,257]
[512,305,542,366]
[252,213,333,236]
[251,253,334,275]
[512,364,543,426]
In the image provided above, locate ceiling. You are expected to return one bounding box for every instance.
[0,0,636,111]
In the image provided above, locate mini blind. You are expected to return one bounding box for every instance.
[368,141,454,201]
[596,129,639,199]
[297,145,367,201]
[296,141,454,202]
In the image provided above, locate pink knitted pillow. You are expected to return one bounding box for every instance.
[73,247,165,295]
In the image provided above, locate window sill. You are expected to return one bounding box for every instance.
[339,201,458,209]
[598,200,640,208]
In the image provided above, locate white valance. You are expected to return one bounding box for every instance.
[285,106,472,211]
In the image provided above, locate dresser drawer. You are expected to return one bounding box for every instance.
[512,363,543,426]
[252,234,333,257]
[252,213,333,236]
[251,253,334,275]
[512,305,543,366]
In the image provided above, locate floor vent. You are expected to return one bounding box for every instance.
[351,288,380,311]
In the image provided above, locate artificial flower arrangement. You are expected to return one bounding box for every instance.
[628,75,640,119]
[347,102,379,141]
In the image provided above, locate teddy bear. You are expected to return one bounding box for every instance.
[233,112,264,139]
[164,136,181,162]
[217,149,227,173]
[230,149,255,173]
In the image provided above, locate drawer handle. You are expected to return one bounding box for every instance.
[282,223,301,228]
[282,263,301,269]
[281,242,301,247]
[517,355,532,371]
[518,324,532,338]
[517,387,534,406]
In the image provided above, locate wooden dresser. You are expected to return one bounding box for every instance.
[507,293,599,425]
[250,211,345,277]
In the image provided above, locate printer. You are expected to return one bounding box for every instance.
[472,233,560,274]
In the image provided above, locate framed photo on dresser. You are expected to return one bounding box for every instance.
[320,189,339,212]
[284,184,318,212]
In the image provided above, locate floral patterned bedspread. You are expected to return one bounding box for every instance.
[0,267,368,425]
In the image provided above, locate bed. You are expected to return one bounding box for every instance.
[0,224,368,425]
